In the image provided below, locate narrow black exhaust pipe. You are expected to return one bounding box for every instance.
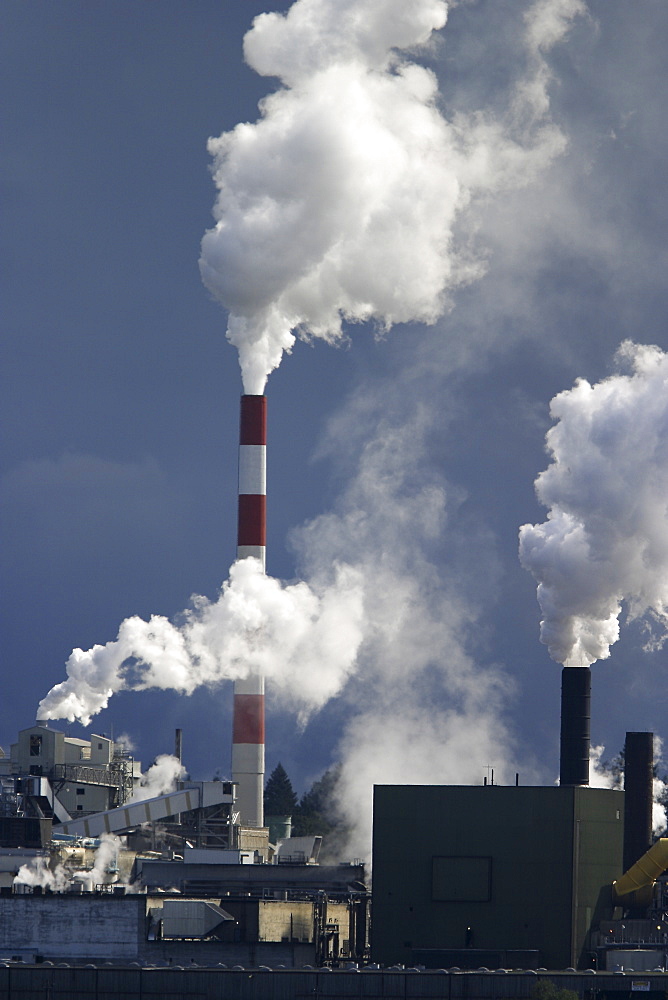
[623,731,653,871]
[559,666,591,786]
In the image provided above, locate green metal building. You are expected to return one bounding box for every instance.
[372,784,624,970]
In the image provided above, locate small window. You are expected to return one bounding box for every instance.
[76,788,85,796]
[76,805,83,811]
[432,856,492,902]
[97,743,103,750]
[30,735,42,757]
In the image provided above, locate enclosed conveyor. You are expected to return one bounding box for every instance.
[56,781,234,839]
[612,837,668,904]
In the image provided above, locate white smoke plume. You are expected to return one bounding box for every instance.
[129,754,186,803]
[38,559,365,726]
[37,402,522,863]
[520,342,668,666]
[651,735,667,838]
[14,855,70,893]
[14,833,121,893]
[653,777,667,838]
[289,402,522,860]
[199,0,584,393]
[589,740,667,838]
[114,732,136,754]
[588,744,622,790]
[74,833,121,891]
[36,0,583,857]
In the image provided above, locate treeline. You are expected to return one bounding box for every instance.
[263,762,344,841]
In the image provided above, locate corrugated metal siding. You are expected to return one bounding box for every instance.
[0,966,667,1000]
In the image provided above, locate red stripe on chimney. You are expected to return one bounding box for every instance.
[238,495,266,546]
[232,694,265,744]
[240,395,267,445]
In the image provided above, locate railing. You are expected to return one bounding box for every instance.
[52,764,118,786]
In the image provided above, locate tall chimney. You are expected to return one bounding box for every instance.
[623,731,654,871]
[559,666,591,786]
[232,394,266,828]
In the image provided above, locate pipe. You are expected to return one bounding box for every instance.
[623,731,654,872]
[613,838,668,901]
[231,395,266,828]
[559,666,590,786]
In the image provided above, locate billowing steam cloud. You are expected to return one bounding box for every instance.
[288,402,524,858]
[38,559,364,725]
[38,407,521,866]
[38,0,585,858]
[15,833,121,893]
[200,0,583,393]
[129,754,186,803]
[520,341,668,666]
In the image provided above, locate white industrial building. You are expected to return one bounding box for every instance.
[1,722,141,818]
[0,719,370,969]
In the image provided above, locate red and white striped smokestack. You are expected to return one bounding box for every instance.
[232,394,266,828]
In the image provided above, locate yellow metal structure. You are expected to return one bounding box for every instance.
[613,837,668,901]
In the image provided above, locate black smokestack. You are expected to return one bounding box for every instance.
[559,666,591,786]
[623,731,653,871]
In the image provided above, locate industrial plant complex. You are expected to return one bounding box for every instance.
[0,397,667,1000]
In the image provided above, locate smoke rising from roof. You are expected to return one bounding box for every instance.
[199,0,583,393]
[14,855,70,893]
[520,341,668,666]
[129,754,186,803]
[14,833,121,893]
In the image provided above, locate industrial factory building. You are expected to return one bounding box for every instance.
[0,723,369,967]
[1,723,140,819]
[0,723,369,968]
[0,889,366,968]
[1,397,667,983]
[0,395,370,972]
[372,783,623,969]
[372,675,668,972]
[1,686,668,975]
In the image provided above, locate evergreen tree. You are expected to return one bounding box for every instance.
[264,762,298,816]
[292,765,341,837]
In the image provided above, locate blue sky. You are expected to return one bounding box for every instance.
[2,0,668,852]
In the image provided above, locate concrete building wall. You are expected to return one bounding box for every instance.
[0,895,321,968]
[62,739,90,764]
[8,726,130,819]
[257,900,312,942]
[57,782,112,817]
[15,727,64,774]
[322,901,350,943]
[372,785,624,970]
[572,785,625,965]
[0,896,143,961]
[89,736,113,765]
